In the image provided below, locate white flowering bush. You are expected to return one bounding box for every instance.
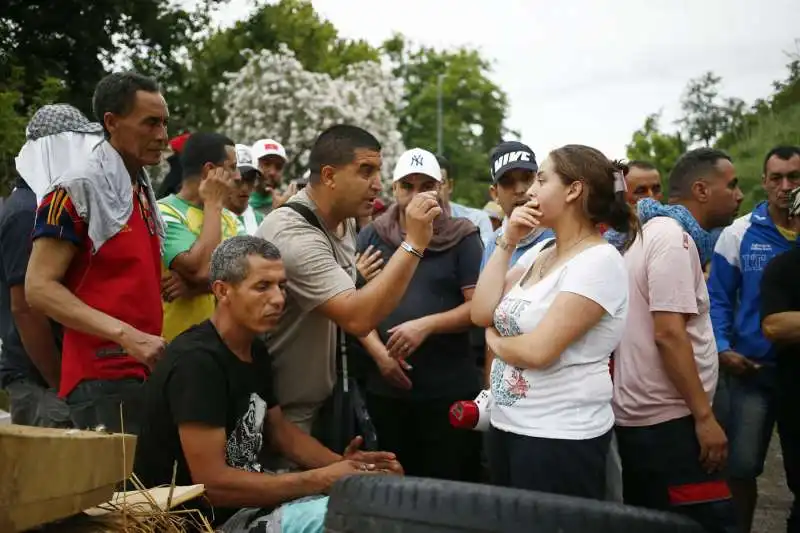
[217,44,405,190]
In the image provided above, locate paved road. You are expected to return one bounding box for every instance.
[754,432,792,533]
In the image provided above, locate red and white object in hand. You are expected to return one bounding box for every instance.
[449,389,493,432]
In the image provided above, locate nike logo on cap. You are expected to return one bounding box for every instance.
[494,151,532,174]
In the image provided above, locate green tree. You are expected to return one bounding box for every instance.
[627,41,800,212]
[383,34,511,207]
[717,50,800,212]
[0,68,64,192]
[626,112,687,186]
[769,40,800,114]
[677,71,745,147]
[170,3,512,207]
[0,0,218,116]
[171,0,379,131]
[717,44,800,150]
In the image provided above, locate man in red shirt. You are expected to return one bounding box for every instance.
[25,72,168,435]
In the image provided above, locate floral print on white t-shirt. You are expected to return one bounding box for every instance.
[491,296,531,407]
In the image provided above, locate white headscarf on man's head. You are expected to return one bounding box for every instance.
[14,104,104,205]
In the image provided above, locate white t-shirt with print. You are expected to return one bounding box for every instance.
[514,237,554,270]
[490,242,629,440]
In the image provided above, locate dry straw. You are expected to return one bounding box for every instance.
[40,403,215,532]
[43,473,214,532]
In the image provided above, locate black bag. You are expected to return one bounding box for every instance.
[281,202,378,454]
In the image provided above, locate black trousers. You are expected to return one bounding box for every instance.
[777,360,800,533]
[616,416,738,533]
[487,425,610,500]
[366,392,482,482]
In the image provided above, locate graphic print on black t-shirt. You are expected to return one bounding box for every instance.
[134,319,279,508]
[226,392,267,472]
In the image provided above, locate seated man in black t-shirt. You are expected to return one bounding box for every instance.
[134,235,402,532]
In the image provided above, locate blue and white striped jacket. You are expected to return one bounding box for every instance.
[708,202,797,363]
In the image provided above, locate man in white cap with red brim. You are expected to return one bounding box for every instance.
[249,138,294,217]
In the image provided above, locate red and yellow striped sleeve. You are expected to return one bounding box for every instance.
[32,188,87,246]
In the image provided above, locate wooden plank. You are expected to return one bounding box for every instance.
[83,485,206,516]
[0,425,136,532]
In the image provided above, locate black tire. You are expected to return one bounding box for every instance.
[325,475,705,533]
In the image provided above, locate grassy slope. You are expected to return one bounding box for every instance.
[725,103,800,213]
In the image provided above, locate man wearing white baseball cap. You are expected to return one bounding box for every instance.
[230,144,264,235]
[256,126,441,449]
[391,147,443,183]
[356,147,484,481]
[249,138,293,217]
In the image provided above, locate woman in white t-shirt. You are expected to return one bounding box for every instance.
[472,145,638,500]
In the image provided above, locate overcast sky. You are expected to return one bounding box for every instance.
[211,0,798,160]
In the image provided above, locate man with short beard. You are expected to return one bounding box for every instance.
[708,145,800,533]
[256,125,441,441]
[614,148,743,533]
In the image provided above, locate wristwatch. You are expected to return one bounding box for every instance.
[495,234,512,252]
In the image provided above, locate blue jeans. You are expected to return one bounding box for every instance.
[714,366,777,480]
[66,378,144,435]
[6,378,72,428]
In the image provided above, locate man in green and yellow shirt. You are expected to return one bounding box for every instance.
[158,132,245,341]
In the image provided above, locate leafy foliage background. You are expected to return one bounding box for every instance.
[1,0,798,212]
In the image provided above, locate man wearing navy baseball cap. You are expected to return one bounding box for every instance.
[479,141,554,388]
[482,141,553,270]
[490,141,539,183]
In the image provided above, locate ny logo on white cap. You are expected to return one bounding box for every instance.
[411,154,424,167]
[237,148,253,165]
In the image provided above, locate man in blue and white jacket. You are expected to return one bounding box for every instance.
[708,145,800,533]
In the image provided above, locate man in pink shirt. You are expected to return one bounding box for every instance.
[613,148,743,533]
